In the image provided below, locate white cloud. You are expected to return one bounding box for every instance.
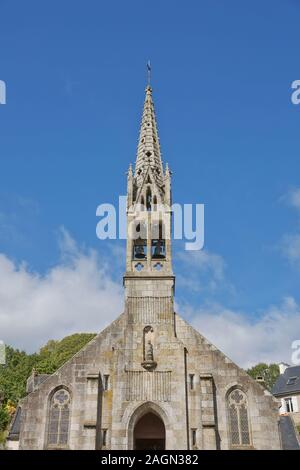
[177,250,225,293]
[281,233,300,264]
[178,250,225,280]
[0,229,123,352]
[1,229,299,371]
[283,187,300,211]
[181,296,300,369]
[176,249,234,294]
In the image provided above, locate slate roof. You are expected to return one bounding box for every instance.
[272,365,300,396]
[7,406,22,441]
[279,415,300,450]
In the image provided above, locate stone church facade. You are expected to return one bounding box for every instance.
[15,85,281,450]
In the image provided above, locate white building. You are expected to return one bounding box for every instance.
[272,363,300,425]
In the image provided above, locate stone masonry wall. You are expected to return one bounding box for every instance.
[19,308,281,450]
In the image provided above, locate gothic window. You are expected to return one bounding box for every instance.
[133,222,147,260]
[133,240,146,259]
[47,388,71,448]
[151,221,165,259]
[227,389,251,447]
[146,187,152,211]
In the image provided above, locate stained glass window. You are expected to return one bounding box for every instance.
[227,389,251,447]
[47,388,71,448]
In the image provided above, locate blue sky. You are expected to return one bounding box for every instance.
[0,0,300,366]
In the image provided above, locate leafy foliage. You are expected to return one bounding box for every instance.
[0,407,10,434]
[0,333,96,432]
[36,333,96,374]
[247,363,280,391]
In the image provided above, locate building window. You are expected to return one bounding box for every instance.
[286,376,297,386]
[102,429,107,447]
[189,374,194,390]
[227,389,251,447]
[285,397,294,413]
[47,388,71,448]
[192,429,197,446]
[103,375,109,391]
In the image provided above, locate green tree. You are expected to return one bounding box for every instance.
[247,363,280,391]
[36,333,96,374]
[0,406,10,432]
[0,346,37,405]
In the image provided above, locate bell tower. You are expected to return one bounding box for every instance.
[124,84,175,300]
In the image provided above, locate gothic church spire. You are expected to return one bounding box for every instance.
[135,86,164,188]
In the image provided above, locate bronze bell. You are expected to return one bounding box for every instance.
[135,245,145,258]
[154,244,162,256]
[154,240,164,258]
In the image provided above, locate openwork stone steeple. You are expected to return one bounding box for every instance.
[135,86,164,189]
[125,84,173,281]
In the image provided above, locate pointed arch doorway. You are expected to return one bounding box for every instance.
[133,412,166,450]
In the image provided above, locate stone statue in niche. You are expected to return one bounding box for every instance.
[145,339,154,361]
[142,326,157,370]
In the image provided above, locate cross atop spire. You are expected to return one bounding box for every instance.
[147,60,151,87]
[135,84,164,188]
